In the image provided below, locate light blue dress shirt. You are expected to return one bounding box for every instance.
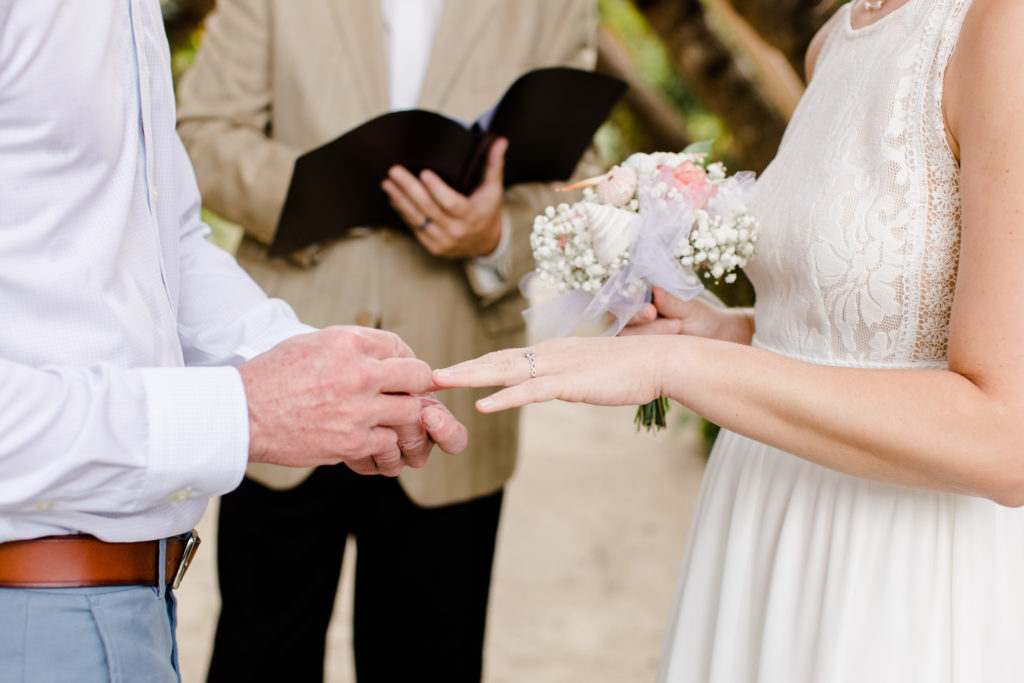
[0,0,312,543]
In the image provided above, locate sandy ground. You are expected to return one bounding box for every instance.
[175,401,707,682]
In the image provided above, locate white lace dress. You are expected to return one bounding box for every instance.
[657,1,1024,681]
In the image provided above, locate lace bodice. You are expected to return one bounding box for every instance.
[746,0,971,369]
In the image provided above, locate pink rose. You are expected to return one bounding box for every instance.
[658,161,717,210]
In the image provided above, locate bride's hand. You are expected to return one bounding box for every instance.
[622,287,754,345]
[432,336,670,413]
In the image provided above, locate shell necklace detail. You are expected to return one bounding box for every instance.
[863,0,889,10]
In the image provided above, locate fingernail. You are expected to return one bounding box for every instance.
[423,412,441,429]
[434,369,451,378]
[478,397,494,409]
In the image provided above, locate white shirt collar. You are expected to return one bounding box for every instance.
[379,0,446,110]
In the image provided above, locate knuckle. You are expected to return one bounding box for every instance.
[397,433,429,452]
[323,326,361,354]
[345,430,369,455]
[375,450,401,466]
[346,364,374,393]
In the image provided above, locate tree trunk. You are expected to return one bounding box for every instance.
[632,0,788,172]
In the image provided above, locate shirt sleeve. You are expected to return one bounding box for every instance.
[465,210,512,297]
[172,136,315,368]
[0,138,319,517]
[0,359,248,516]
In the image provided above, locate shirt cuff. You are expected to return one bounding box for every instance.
[466,212,511,296]
[136,366,250,507]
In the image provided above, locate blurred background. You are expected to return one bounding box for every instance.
[163,0,847,310]
[159,1,845,680]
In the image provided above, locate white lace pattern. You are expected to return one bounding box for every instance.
[745,0,970,369]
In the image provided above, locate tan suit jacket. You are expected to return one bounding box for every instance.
[176,0,600,506]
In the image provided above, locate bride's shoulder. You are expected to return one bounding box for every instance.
[945,0,1024,152]
[804,9,846,83]
[953,0,1024,62]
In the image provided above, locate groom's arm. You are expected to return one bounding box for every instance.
[169,133,469,474]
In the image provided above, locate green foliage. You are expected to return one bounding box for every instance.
[202,209,244,255]
[599,0,699,112]
[597,0,727,162]
[170,31,200,84]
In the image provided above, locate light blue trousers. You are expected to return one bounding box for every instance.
[0,582,180,682]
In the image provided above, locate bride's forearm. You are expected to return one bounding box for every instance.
[662,335,1024,505]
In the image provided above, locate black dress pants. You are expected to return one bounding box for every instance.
[206,464,504,683]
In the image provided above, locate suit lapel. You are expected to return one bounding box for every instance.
[417,0,499,112]
[324,0,390,118]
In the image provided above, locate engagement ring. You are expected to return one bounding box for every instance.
[524,348,537,378]
[418,217,432,231]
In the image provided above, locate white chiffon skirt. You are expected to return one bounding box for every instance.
[656,429,1024,682]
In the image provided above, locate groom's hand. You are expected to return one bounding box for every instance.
[239,326,466,476]
[390,394,470,470]
[381,137,508,260]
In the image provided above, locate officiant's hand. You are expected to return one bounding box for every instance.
[621,287,754,345]
[240,326,468,476]
[382,137,508,260]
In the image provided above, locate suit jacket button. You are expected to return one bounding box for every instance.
[355,311,374,327]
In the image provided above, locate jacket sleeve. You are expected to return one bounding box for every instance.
[176,0,298,247]
[466,0,604,307]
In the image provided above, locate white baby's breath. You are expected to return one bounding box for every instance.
[676,209,759,284]
[531,152,759,295]
[526,146,760,432]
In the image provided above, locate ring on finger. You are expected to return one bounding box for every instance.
[524,347,537,378]
[417,217,432,231]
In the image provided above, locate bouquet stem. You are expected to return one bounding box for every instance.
[634,396,670,432]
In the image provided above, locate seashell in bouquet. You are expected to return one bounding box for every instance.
[522,142,760,430]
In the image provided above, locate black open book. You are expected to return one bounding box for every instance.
[267,67,627,257]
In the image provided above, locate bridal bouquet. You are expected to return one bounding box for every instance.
[523,143,759,431]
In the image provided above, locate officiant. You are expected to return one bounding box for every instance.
[176,1,600,680]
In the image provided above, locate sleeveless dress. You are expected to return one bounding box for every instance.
[657,1,1024,681]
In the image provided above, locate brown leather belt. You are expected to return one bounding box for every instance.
[0,530,200,589]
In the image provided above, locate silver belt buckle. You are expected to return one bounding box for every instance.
[171,529,201,590]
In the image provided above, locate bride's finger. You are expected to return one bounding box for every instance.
[475,376,562,413]
[622,303,658,328]
[651,287,701,319]
[433,347,536,389]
